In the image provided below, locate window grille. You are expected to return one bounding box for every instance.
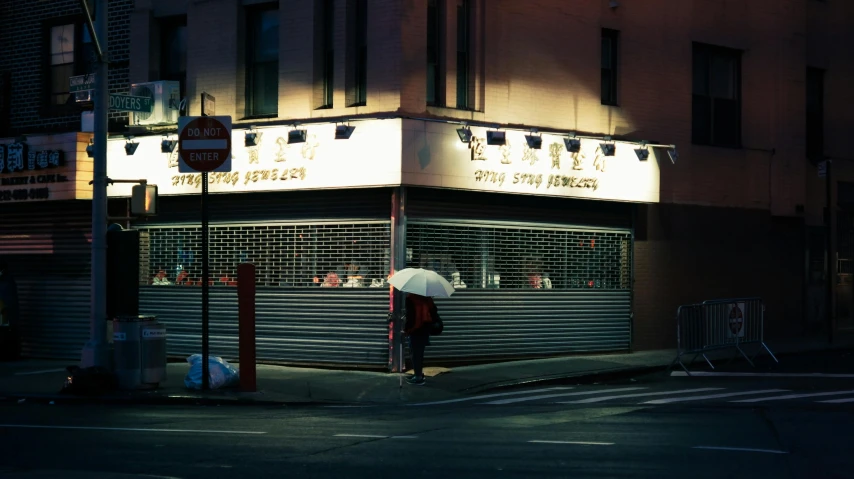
[139,222,391,288]
[406,222,631,290]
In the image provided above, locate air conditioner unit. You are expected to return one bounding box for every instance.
[74,90,93,103]
[130,80,181,126]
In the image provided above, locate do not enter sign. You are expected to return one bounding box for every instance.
[178,116,233,173]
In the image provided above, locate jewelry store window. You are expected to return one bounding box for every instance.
[139,222,391,288]
[405,222,631,290]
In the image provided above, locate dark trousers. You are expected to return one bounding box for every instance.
[410,334,429,378]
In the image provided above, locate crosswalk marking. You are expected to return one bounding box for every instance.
[731,390,854,403]
[408,387,572,406]
[817,397,854,404]
[484,387,648,405]
[529,440,614,446]
[671,371,854,379]
[642,389,790,405]
[556,388,725,404]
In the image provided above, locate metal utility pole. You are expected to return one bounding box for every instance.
[80,0,110,368]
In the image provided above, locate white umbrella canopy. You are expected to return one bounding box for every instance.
[388,268,455,298]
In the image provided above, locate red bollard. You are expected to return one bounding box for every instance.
[238,263,257,392]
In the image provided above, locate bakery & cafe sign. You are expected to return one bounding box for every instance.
[0,141,70,202]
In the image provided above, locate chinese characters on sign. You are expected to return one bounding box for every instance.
[0,142,69,202]
[169,132,317,190]
[467,136,609,192]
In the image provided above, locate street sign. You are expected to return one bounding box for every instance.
[727,302,745,339]
[177,116,232,173]
[201,92,216,116]
[70,74,95,93]
[109,94,153,113]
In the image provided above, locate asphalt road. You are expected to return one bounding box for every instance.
[2,375,853,479]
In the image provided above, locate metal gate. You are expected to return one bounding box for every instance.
[137,219,393,368]
[0,201,92,359]
[406,220,633,361]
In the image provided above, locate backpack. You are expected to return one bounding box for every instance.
[429,307,444,336]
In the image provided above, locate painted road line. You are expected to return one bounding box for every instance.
[408,387,572,406]
[484,387,648,405]
[529,440,614,446]
[14,368,66,376]
[731,390,854,403]
[334,434,418,439]
[693,446,788,454]
[0,425,266,435]
[643,389,790,404]
[557,388,725,404]
[671,371,854,379]
[817,397,854,404]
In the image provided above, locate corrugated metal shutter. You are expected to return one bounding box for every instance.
[139,287,389,367]
[135,196,394,367]
[0,201,92,359]
[430,290,631,361]
[405,216,633,362]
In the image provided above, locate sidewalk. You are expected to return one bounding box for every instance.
[1,334,852,406]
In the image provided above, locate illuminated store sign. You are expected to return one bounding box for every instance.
[0,135,88,203]
[401,120,661,203]
[107,119,403,197]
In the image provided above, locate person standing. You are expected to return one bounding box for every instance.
[404,293,438,386]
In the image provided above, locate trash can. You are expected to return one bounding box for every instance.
[113,315,167,390]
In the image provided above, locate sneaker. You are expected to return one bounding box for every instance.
[410,376,426,386]
[405,375,421,384]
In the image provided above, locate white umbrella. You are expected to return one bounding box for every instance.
[388,268,455,298]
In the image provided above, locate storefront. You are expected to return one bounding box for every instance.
[399,120,659,362]
[107,118,662,369]
[0,132,94,359]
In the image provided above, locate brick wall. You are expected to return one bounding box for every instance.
[0,0,132,135]
[633,203,806,350]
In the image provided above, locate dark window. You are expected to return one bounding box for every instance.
[159,16,187,98]
[456,0,471,109]
[47,22,95,106]
[427,0,444,106]
[347,0,368,106]
[806,67,825,162]
[320,0,334,108]
[246,6,279,117]
[601,29,619,106]
[692,43,742,147]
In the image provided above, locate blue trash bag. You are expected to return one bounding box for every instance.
[184,354,240,390]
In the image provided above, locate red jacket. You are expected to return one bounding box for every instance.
[404,295,437,335]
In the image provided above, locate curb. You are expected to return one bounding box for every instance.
[0,392,323,407]
[461,365,671,394]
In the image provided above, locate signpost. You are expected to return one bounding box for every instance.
[177,116,233,390]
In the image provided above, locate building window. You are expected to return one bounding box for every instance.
[347,0,368,106]
[316,0,335,108]
[692,43,742,147]
[806,67,825,162]
[456,0,471,109]
[427,0,444,106]
[47,20,96,107]
[601,29,619,106]
[246,6,279,117]
[159,16,187,98]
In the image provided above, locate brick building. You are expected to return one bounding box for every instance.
[2,0,853,365]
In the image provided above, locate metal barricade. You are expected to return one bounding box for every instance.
[670,297,778,375]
